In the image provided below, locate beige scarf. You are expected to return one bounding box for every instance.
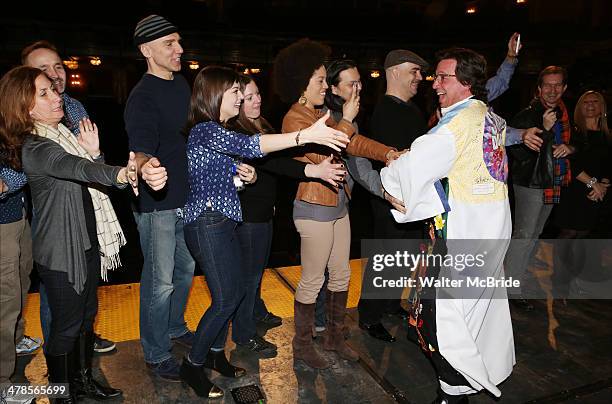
[34,122,126,280]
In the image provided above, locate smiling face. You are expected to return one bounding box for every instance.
[140,32,183,78]
[538,73,566,109]
[396,62,422,100]
[432,58,472,108]
[580,93,601,119]
[303,65,328,108]
[219,82,243,123]
[24,47,66,94]
[29,74,64,126]
[242,80,262,120]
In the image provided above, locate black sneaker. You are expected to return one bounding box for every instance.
[256,312,282,328]
[93,334,116,353]
[236,335,277,355]
[171,331,195,349]
[146,357,181,382]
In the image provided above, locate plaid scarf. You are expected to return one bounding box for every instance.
[34,122,126,280]
[543,100,571,204]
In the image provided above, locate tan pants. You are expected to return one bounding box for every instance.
[294,215,351,304]
[0,217,33,384]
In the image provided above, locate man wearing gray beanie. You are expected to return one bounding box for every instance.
[124,14,196,382]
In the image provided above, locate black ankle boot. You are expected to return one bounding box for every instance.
[180,356,223,399]
[45,352,77,404]
[73,330,122,400]
[203,349,246,378]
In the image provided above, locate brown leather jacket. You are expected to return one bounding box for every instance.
[281,103,394,206]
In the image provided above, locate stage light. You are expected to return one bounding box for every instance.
[63,59,79,70]
[466,5,477,14]
[242,68,262,75]
[70,73,82,87]
[516,0,527,4]
[189,61,200,70]
[370,70,380,78]
[90,57,102,66]
[425,75,435,82]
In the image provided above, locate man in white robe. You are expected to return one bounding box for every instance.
[381,48,515,404]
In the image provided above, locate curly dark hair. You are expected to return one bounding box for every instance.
[324,59,358,113]
[272,38,331,104]
[435,47,488,103]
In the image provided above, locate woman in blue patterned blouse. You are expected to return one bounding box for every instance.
[180,66,349,399]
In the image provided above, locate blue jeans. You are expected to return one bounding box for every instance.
[134,209,195,364]
[232,221,273,344]
[184,211,245,364]
[505,185,553,294]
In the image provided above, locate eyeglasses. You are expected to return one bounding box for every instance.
[433,73,456,83]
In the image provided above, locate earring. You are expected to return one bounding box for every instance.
[298,93,307,105]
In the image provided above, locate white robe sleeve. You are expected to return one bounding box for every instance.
[380,126,456,223]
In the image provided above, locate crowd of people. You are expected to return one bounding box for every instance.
[0,13,610,404]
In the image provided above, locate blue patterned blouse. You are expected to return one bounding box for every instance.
[0,166,27,224]
[183,121,264,223]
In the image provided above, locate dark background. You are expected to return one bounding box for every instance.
[2,0,610,284]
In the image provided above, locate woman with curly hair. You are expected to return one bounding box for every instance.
[273,39,401,369]
[179,66,349,399]
[228,74,346,355]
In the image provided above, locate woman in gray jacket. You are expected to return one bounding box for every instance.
[0,66,158,403]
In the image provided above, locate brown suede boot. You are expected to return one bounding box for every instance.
[293,300,330,369]
[323,290,359,361]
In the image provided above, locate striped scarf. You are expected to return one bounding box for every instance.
[543,100,571,204]
[34,122,126,280]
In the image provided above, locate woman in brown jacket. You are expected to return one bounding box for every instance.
[273,39,399,369]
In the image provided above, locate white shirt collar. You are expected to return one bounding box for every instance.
[440,96,474,116]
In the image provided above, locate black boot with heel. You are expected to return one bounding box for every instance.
[72,330,122,400]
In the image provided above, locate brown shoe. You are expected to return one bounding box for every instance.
[322,290,359,361]
[293,300,330,369]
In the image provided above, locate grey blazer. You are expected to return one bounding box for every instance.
[22,136,124,293]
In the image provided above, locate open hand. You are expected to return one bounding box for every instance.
[77,118,101,158]
[342,82,360,122]
[522,127,543,151]
[301,111,350,151]
[305,155,347,187]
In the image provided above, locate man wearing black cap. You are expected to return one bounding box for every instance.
[124,14,195,381]
[357,49,430,342]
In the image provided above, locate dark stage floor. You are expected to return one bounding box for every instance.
[11,299,612,404]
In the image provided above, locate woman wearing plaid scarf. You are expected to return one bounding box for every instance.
[0,66,163,403]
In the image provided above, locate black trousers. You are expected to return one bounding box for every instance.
[358,198,423,325]
[37,248,99,355]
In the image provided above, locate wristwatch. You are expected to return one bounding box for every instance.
[586,177,598,189]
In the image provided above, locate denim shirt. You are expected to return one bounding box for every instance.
[62,93,89,135]
[183,121,264,223]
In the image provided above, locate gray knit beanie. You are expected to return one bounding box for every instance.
[134,15,178,46]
